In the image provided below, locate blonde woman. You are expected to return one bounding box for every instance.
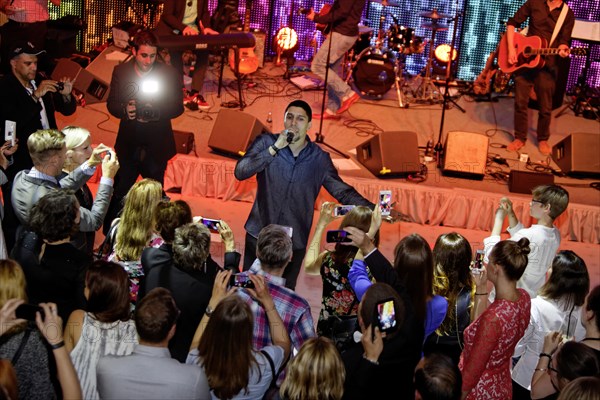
[279,336,345,400]
[0,260,56,399]
[107,178,164,305]
[61,125,109,255]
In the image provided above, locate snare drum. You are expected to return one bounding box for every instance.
[352,47,396,97]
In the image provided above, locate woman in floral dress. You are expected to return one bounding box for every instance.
[459,238,532,399]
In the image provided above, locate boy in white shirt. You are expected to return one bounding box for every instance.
[484,184,569,298]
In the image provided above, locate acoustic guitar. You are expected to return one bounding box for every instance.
[228,0,259,74]
[497,31,586,74]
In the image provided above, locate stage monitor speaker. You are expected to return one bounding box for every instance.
[208,109,269,157]
[442,131,489,180]
[355,131,420,177]
[552,132,600,177]
[52,58,110,104]
[85,45,130,85]
[52,47,130,104]
[509,170,555,194]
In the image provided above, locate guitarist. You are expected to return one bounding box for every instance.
[305,0,367,119]
[155,0,220,111]
[505,0,574,156]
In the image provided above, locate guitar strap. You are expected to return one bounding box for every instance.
[549,4,570,47]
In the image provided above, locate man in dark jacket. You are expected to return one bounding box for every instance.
[103,29,183,232]
[0,40,76,250]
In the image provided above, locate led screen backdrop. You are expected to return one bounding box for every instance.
[50,0,599,90]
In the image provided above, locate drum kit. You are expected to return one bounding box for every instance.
[342,2,454,107]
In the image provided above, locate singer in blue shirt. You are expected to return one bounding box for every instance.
[234,100,373,290]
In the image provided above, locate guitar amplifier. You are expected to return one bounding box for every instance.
[251,29,266,68]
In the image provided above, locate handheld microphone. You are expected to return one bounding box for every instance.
[286,130,294,143]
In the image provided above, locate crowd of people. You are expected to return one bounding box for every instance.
[0,0,595,396]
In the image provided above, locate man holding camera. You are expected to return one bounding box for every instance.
[104,30,184,231]
[0,40,76,251]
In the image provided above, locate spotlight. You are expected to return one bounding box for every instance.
[274,26,299,66]
[434,44,458,63]
[275,27,299,52]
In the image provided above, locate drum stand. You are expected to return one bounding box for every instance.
[393,57,409,108]
[414,28,441,102]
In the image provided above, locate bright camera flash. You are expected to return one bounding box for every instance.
[141,79,159,94]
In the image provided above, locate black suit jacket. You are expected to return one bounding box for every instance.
[0,73,76,179]
[341,249,424,400]
[106,59,183,166]
[154,0,212,36]
[139,244,241,362]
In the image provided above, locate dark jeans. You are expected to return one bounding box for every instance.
[243,232,306,291]
[514,68,556,142]
[170,49,209,93]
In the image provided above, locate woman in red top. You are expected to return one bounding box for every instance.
[459,238,532,399]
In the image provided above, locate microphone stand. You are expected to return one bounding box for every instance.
[314,7,349,159]
[435,6,465,168]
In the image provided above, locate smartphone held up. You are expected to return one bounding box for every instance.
[470,250,485,274]
[229,273,255,288]
[379,190,392,216]
[326,230,352,243]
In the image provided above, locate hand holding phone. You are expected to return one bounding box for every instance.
[326,230,352,243]
[379,190,392,217]
[4,120,16,147]
[375,298,397,337]
[229,273,255,288]
[15,303,45,321]
[199,217,220,232]
[470,250,485,275]
[333,205,355,217]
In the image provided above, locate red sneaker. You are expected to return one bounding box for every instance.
[313,111,341,120]
[336,92,360,114]
[538,141,551,156]
[507,139,525,152]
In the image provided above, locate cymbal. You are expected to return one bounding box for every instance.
[358,25,374,34]
[419,9,451,19]
[370,0,402,7]
[421,22,449,31]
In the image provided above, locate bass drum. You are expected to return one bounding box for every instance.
[352,47,396,98]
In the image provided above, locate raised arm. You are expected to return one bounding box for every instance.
[189,270,235,351]
[304,202,338,275]
[530,331,563,399]
[247,274,292,361]
[36,303,82,400]
[234,134,278,181]
[217,220,241,272]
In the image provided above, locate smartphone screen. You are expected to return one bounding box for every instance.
[229,273,255,288]
[333,205,355,217]
[15,304,44,321]
[376,298,397,333]
[201,218,220,232]
[379,190,392,216]
[4,120,16,147]
[326,230,352,243]
[474,250,485,269]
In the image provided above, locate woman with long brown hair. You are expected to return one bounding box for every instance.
[65,260,138,399]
